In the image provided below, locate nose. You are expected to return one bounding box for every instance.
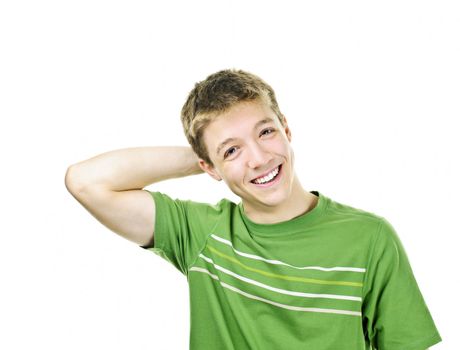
[246,142,273,169]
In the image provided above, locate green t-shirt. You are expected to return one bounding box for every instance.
[141,190,441,350]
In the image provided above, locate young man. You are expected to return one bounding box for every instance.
[65,69,442,349]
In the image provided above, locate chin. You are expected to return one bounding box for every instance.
[263,195,289,207]
[251,190,291,208]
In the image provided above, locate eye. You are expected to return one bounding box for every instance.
[261,128,275,136]
[224,146,237,159]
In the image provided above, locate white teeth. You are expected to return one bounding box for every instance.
[253,166,280,184]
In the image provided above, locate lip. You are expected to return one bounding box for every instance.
[250,164,283,187]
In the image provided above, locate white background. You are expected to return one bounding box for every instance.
[1,0,458,349]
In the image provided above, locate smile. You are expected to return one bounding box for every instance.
[250,164,282,186]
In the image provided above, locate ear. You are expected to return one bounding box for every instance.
[281,114,292,142]
[198,159,222,181]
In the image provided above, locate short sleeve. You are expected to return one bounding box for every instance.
[362,218,442,350]
[140,190,224,277]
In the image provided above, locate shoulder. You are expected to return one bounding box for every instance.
[320,193,403,258]
[325,194,384,224]
[323,193,389,236]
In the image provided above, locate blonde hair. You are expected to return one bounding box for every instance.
[180,69,285,167]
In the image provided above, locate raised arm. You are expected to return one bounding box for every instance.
[64,146,203,247]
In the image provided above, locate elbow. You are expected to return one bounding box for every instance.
[65,165,85,194]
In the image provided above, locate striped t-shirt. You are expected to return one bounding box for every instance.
[141,190,441,350]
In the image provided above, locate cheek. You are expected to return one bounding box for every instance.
[273,137,290,152]
[228,164,247,184]
[275,141,291,159]
[221,164,240,182]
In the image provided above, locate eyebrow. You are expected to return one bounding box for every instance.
[215,118,274,156]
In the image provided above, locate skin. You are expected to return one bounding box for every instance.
[198,99,318,224]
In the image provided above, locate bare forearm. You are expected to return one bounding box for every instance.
[66,146,203,191]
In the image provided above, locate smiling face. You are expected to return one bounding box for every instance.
[198,99,303,218]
